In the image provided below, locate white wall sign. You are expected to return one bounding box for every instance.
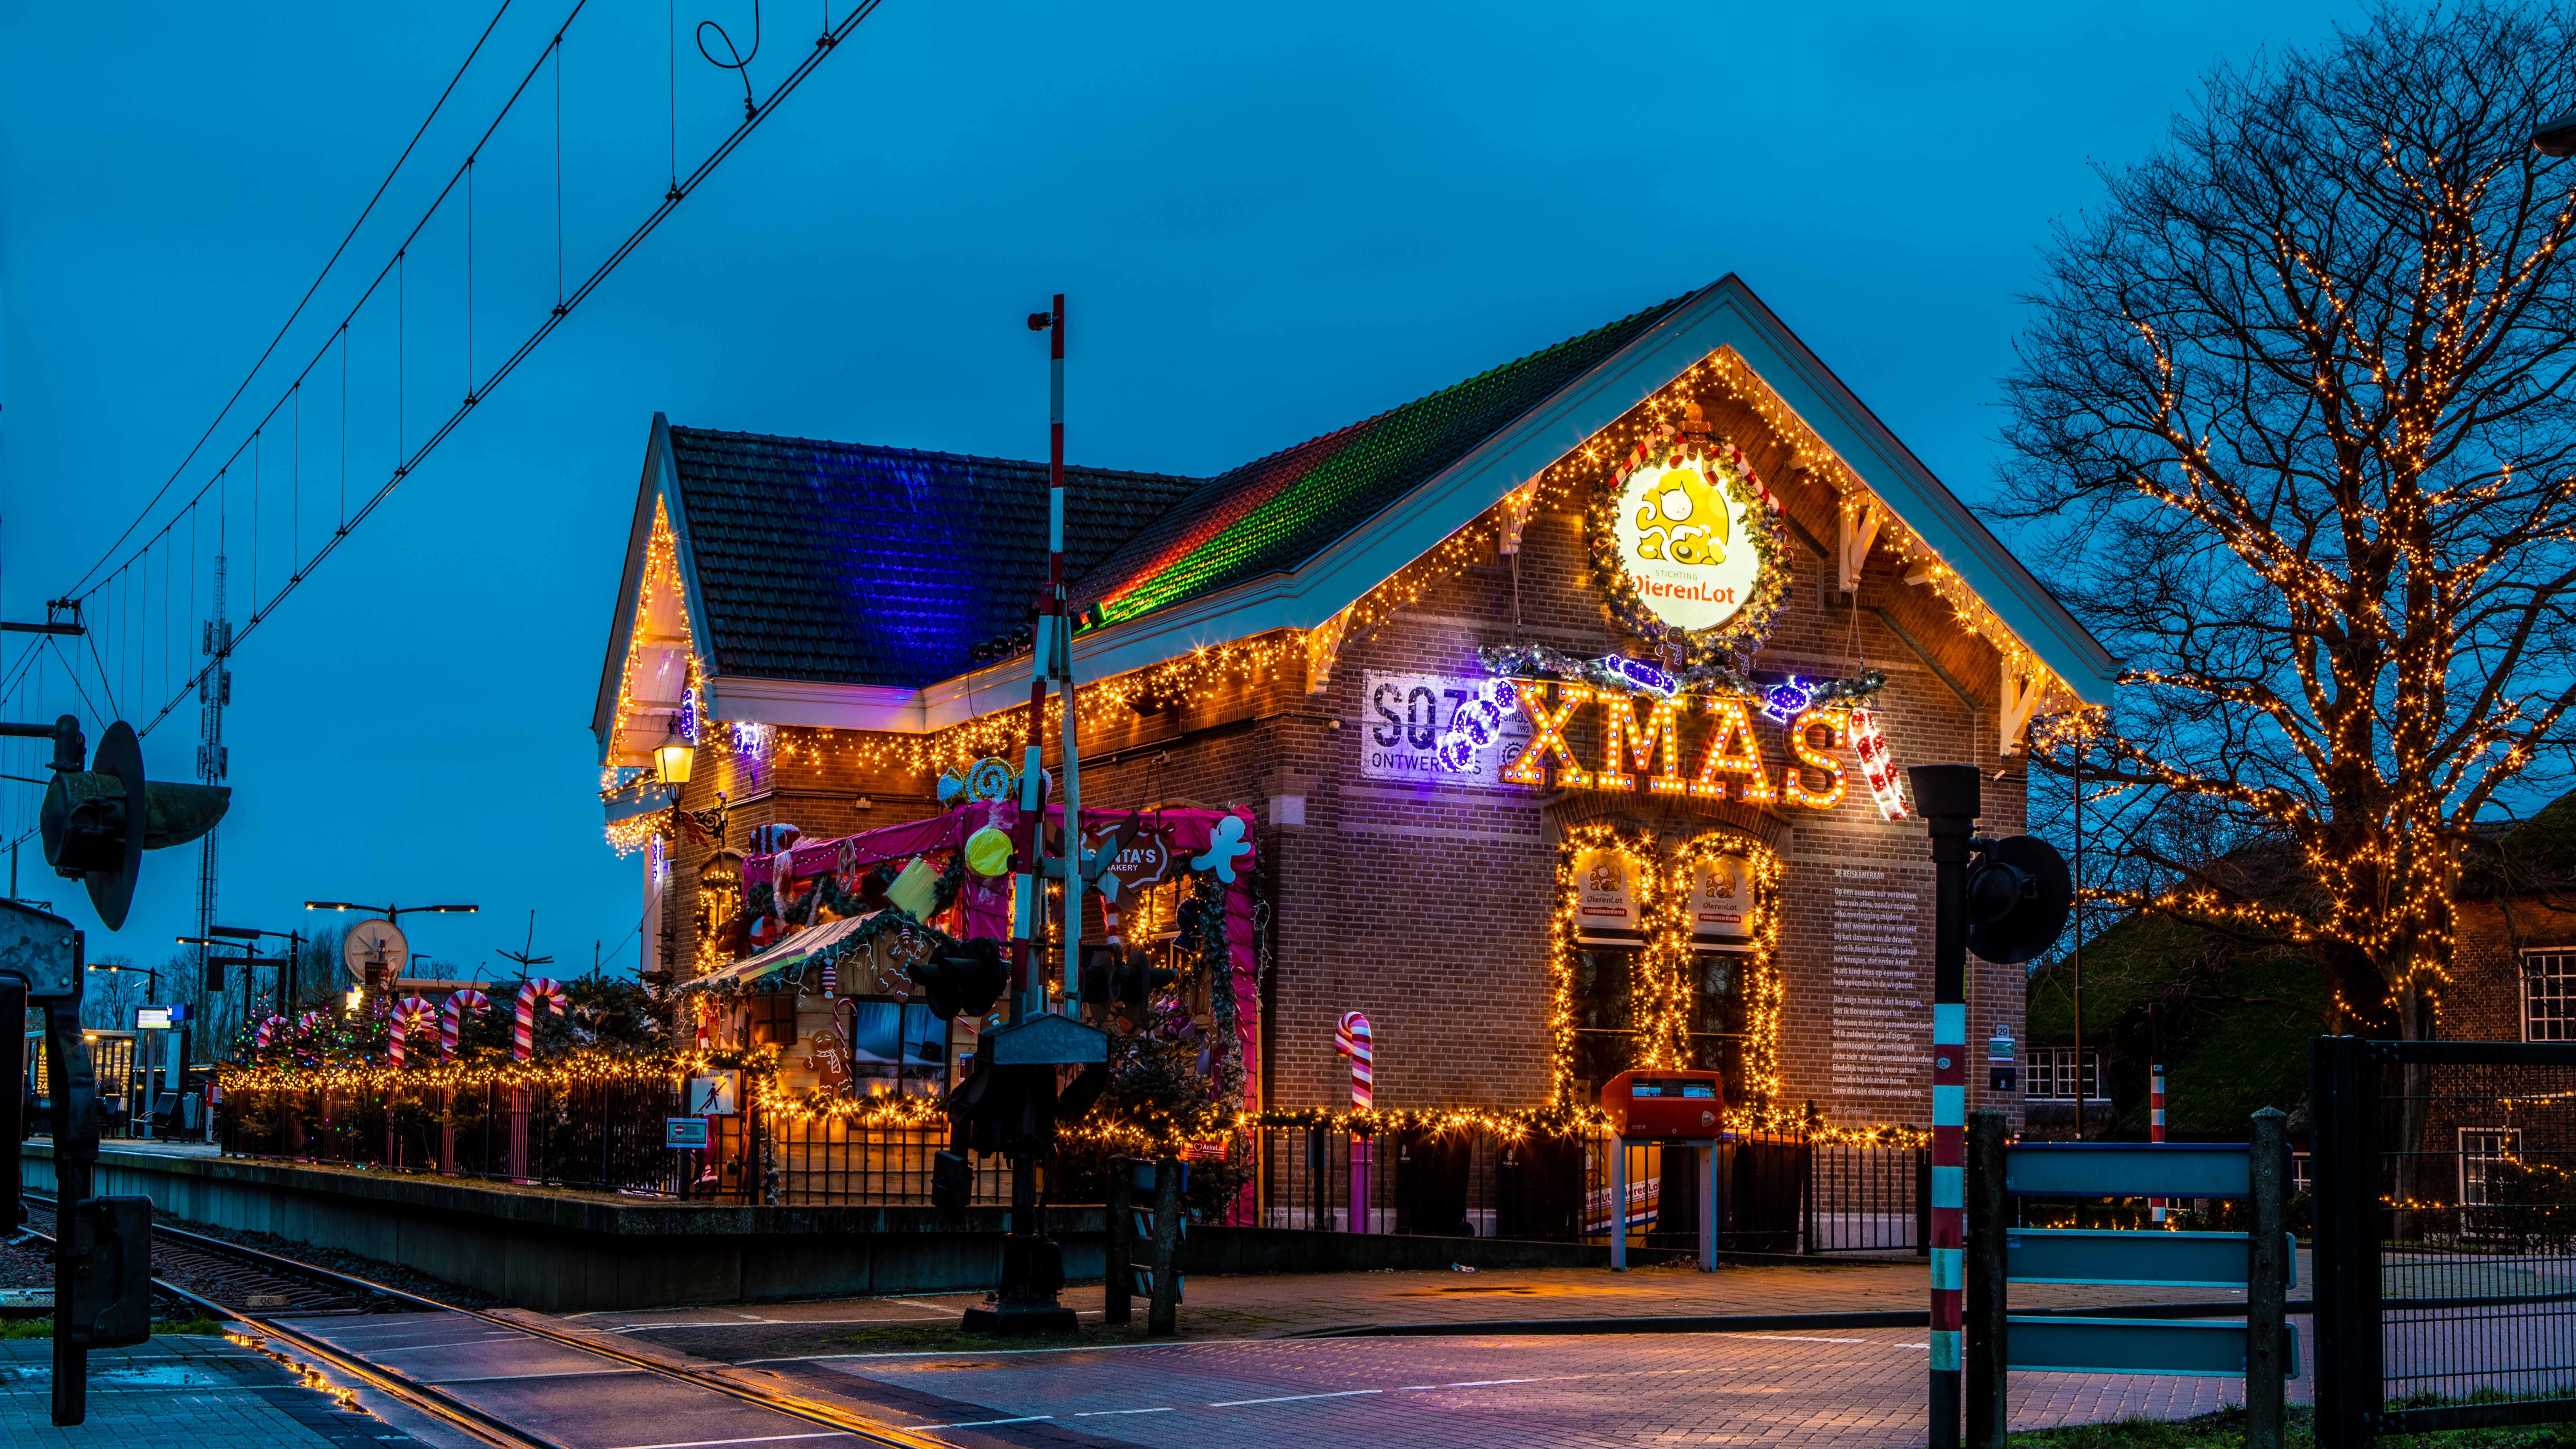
[1357,672,1530,787]
[1613,458,1764,632]
[1572,847,1643,943]
[1689,855,1754,941]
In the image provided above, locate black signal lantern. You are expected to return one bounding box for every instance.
[1963,834,2073,965]
[909,937,1009,1022]
[34,719,229,932]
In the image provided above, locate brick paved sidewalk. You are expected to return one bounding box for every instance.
[0,1335,430,1449]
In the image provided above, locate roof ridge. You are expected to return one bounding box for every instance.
[664,424,1205,486]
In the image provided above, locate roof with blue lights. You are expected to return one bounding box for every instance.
[662,428,1199,688]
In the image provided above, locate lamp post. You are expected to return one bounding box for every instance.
[302,902,477,1005]
[83,962,159,1134]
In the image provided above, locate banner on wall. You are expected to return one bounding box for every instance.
[1688,854,1754,944]
[1571,847,1644,944]
[1356,671,1531,787]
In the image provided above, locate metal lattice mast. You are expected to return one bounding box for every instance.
[195,556,230,1012]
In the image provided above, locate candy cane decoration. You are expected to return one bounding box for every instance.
[388,995,439,1070]
[439,989,491,1063]
[1849,709,1908,822]
[514,978,569,1061]
[1334,1012,1373,1109]
[253,1014,289,1049]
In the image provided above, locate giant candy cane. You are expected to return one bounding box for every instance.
[439,989,491,1063]
[1334,1012,1373,1108]
[253,1014,290,1049]
[514,978,569,1061]
[388,995,439,1070]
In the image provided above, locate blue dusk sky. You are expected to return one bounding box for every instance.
[0,1,2352,979]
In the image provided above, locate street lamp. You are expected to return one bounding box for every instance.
[2537,108,2576,157]
[303,902,479,918]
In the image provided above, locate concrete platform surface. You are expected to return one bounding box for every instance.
[0,1334,439,1449]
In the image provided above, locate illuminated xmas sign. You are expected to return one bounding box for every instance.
[1496,679,1900,817]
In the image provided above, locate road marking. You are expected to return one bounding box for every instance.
[1209,1389,1384,1407]
[1072,1407,1175,1417]
[910,1416,1052,1430]
[603,1423,855,1433]
[754,1336,1261,1364]
[604,1436,857,1449]
[429,1368,649,1384]
[1431,1378,1541,1387]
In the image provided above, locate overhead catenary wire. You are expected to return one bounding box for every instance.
[101,0,893,742]
[55,1,520,602]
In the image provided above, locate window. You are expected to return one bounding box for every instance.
[2024,1048,2106,1102]
[1568,943,1642,1104]
[2461,1127,2522,1207]
[1685,948,1749,1083]
[744,992,799,1048]
[2524,951,2576,1041]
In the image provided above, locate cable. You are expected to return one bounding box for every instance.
[112,0,893,741]
[58,1,518,600]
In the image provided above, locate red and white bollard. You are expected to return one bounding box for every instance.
[2150,1061,2167,1224]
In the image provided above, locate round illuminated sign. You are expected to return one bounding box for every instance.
[1612,458,1765,632]
[1587,421,1788,664]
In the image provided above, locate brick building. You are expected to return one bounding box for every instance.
[591,275,2115,1131]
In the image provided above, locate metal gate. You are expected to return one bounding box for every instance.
[2312,1037,2576,1439]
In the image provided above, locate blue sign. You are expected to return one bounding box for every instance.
[664,1117,710,1149]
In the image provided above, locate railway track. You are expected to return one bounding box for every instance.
[20,1195,947,1449]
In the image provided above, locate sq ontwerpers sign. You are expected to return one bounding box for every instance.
[1356,672,1529,789]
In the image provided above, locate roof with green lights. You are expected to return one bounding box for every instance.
[658,294,1692,689]
[1070,295,1691,626]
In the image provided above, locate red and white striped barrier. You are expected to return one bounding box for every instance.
[388,995,439,1070]
[440,989,491,1064]
[2151,1060,2168,1224]
[514,978,568,1061]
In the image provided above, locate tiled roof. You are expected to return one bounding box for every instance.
[1072,294,1692,625]
[665,292,1692,688]
[665,428,1199,688]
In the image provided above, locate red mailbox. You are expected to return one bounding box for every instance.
[1600,1069,1727,1139]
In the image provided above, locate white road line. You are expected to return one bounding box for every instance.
[597,1423,850,1433]
[1072,1407,1175,1417]
[911,1416,1052,1430]
[604,1435,857,1449]
[428,1368,649,1384]
[1208,1389,1384,1407]
[754,1336,1261,1364]
[330,1335,527,1355]
[1434,1378,1541,1387]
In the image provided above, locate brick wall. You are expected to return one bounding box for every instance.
[646,423,2036,1133]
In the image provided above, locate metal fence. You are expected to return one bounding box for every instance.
[2314,1037,2576,1440]
[215,1086,1925,1252]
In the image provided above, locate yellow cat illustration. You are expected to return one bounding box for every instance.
[1632,466,1731,565]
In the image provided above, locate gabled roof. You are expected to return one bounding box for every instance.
[1075,295,1694,626]
[663,427,1198,689]
[595,275,2119,759]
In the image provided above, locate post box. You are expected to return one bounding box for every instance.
[1600,1069,1726,1139]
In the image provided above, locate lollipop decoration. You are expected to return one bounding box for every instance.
[439,989,491,1063]
[514,978,569,1061]
[388,995,439,1070]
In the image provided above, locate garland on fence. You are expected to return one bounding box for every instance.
[215,1045,773,1097]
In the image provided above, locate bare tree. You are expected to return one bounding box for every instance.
[2001,2,2576,1040]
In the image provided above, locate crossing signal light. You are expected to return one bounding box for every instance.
[931,1149,973,1217]
[908,937,1007,1021]
[37,719,230,931]
[61,1197,152,1349]
[1077,946,1178,1012]
[1964,834,2073,965]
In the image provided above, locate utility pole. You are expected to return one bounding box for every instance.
[194,557,230,1030]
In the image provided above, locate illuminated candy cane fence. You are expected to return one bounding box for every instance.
[388,996,439,1070]
[440,989,491,1063]
[514,978,569,1061]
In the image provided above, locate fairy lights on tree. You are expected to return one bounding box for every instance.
[1999,3,2576,1044]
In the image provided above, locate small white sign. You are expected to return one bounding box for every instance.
[685,1070,740,1117]
[134,1007,172,1030]
[1689,855,1754,941]
[1572,847,1643,942]
[1356,672,1530,788]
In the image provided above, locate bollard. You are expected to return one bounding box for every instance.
[2247,1107,2289,1449]
[1965,1111,2009,1449]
